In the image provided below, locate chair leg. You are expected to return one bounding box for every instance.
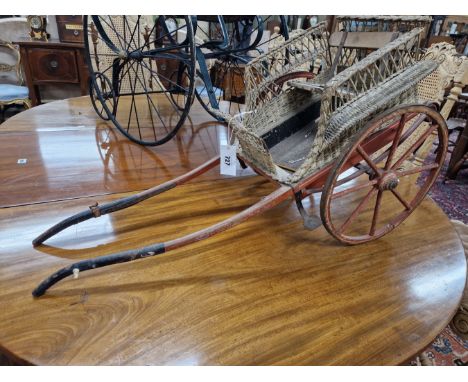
[446,120,468,180]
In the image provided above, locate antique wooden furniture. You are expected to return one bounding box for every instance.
[16,38,89,106]
[0,97,466,365]
[31,25,451,296]
[84,15,290,146]
[441,16,468,54]
[0,40,31,119]
[446,116,468,180]
[55,16,84,44]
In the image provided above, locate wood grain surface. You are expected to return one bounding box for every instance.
[0,96,225,208]
[0,97,466,365]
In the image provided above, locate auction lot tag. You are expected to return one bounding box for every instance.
[220,144,237,176]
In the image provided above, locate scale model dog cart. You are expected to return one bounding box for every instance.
[32,23,448,297]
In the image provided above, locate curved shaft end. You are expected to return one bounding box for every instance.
[32,243,165,297]
[32,210,95,247]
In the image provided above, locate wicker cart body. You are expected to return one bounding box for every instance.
[32,22,450,297]
[226,23,435,185]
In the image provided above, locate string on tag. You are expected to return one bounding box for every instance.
[227,110,254,145]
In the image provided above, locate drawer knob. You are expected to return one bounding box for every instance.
[50,60,59,69]
[73,30,79,36]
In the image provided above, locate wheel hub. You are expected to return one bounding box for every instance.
[128,50,144,61]
[377,171,399,191]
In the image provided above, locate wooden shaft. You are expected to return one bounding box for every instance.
[32,156,220,246]
[166,186,292,252]
[32,185,292,297]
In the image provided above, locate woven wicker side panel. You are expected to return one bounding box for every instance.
[203,106,279,179]
[267,29,315,73]
[235,128,278,179]
[288,59,438,184]
[318,28,423,130]
[289,87,419,184]
[243,23,330,134]
[244,88,317,137]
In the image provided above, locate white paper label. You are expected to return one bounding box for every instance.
[220,144,237,176]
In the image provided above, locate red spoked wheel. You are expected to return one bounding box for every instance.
[320,104,448,245]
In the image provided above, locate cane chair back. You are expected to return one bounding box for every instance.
[87,16,165,96]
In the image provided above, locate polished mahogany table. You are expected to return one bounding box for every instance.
[0,97,466,365]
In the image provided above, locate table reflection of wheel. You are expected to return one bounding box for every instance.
[89,72,116,121]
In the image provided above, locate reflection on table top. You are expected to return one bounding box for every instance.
[0,96,228,207]
[0,97,465,365]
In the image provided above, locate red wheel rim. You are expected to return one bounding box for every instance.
[320,104,448,245]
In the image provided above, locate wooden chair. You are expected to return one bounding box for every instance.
[445,75,468,180]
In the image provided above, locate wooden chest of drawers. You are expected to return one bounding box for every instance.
[55,15,84,44]
[16,39,89,106]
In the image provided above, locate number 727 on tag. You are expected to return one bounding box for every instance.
[220,144,237,176]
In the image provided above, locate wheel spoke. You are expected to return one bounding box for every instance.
[129,62,142,139]
[138,61,157,141]
[138,60,183,117]
[125,61,138,133]
[391,123,438,170]
[339,187,377,234]
[370,190,383,236]
[145,23,189,48]
[123,16,140,52]
[334,166,367,186]
[139,59,187,94]
[356,145,381,176]
[385,113,406,170]
[332,179,378,199]
[390,188,411,210]
[102,16,126,50]
[396,163,439,177]
[130,61,170,133]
